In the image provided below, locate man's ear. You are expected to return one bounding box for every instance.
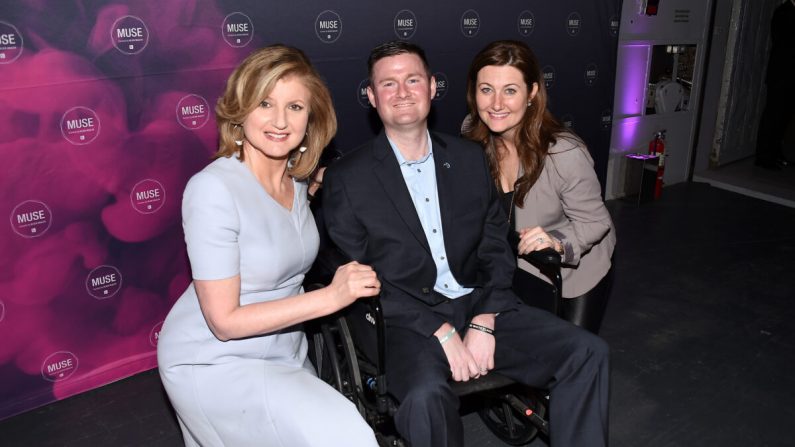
[366,85,377,109]
[429,75,437,100]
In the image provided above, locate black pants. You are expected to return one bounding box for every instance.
[384,293,609,447]
[513,267,613,334]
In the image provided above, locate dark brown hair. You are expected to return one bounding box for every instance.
[463,40,566,207]
[367,40,432,84]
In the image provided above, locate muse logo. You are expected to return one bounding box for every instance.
[222,12,254,48]
[394,10,417,40]
[0,21,23,64]
[433,73,449,101]
[584,63,599,86]
[111,15,149,55]
[86,265,123,300]
[609,15,620,37]
[130,179,166,214]
[10,200,52,238]
[601,109,613,130]
[518,11,536,36]
[357,78,371,108]
[460,10,480,37]
[41,351,79,382]
[149,321,164,347]
[60,106,100,145]
[315,10,342,43]
[176,94,211,130]
[542,65,556,90]
[561,114,574,129]
[566,12,582,37]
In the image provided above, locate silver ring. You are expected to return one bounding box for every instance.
[536,237,544,243]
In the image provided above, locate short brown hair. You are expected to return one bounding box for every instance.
[215,44,337,180]
[367,40,432,84]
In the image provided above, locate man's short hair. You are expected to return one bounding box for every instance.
[367,40,432,84]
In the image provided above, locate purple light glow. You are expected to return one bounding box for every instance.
[616,44,650,117]
[615,117,644,152]
[611,44,651,152]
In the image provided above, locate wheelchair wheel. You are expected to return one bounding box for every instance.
[477,388,547,446]
[310,316,366,416]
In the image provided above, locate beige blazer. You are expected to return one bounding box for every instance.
[514,134,616,298]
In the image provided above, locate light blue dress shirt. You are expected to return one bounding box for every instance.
[387,133,473,299]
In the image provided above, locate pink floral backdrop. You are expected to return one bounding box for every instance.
[0,0,619,420]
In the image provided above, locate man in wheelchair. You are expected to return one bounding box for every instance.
[322,40,609,447]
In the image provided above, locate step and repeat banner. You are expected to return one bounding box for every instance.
[0,0,620,420]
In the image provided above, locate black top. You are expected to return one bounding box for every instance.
[501,190,519,257]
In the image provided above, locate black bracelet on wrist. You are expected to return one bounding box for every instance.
[468,322,494,335]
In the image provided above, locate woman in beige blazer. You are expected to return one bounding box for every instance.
[463,40,616,333]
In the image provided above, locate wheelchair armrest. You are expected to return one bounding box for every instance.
[510,231,564,318]
[521,247,561,268]
[509,232,561,268]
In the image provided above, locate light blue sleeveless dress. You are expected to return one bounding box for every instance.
[157,156,375,446]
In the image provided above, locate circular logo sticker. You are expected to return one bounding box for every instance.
[433,72,449,101]
[10,200,52,238]
[542,65,556,90]
[41,351,79,382]
[566,12,582,37]
[394,9,417,40]
[130,179,166,214]
[85,265,123,300]
[356,78,371,108]
[60,106,101,145]
[518,11,535,36]
[222,12,254,48]
[176,94,210,130]
[584,63,599,86]
[561,114,574,129]
[0,21,24,64]
[460,9,480,37]
[609,15,620,37]
[111,15,149,55]
[601,109,613,130]
[315,10,342,43]
[149,321,164,347]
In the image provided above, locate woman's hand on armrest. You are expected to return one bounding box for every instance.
[194,261,380,342]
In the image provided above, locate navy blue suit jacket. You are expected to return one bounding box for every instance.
[323,130,520,336]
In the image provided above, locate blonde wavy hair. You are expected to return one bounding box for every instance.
[215,44,337,180]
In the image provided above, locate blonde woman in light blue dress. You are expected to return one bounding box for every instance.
[157,45,380,447]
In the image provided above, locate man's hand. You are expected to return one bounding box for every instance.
[435,323,481,381]
[463,314,496,376]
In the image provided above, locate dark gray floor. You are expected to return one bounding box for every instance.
[2,182,794,446]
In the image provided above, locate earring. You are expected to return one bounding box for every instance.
[233,123,243,146]
[299,146,307,153]
[527,100,532,107]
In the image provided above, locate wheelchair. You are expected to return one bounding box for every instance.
[304,245,562,446]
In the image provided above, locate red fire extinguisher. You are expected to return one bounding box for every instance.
[648,130,666,199]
